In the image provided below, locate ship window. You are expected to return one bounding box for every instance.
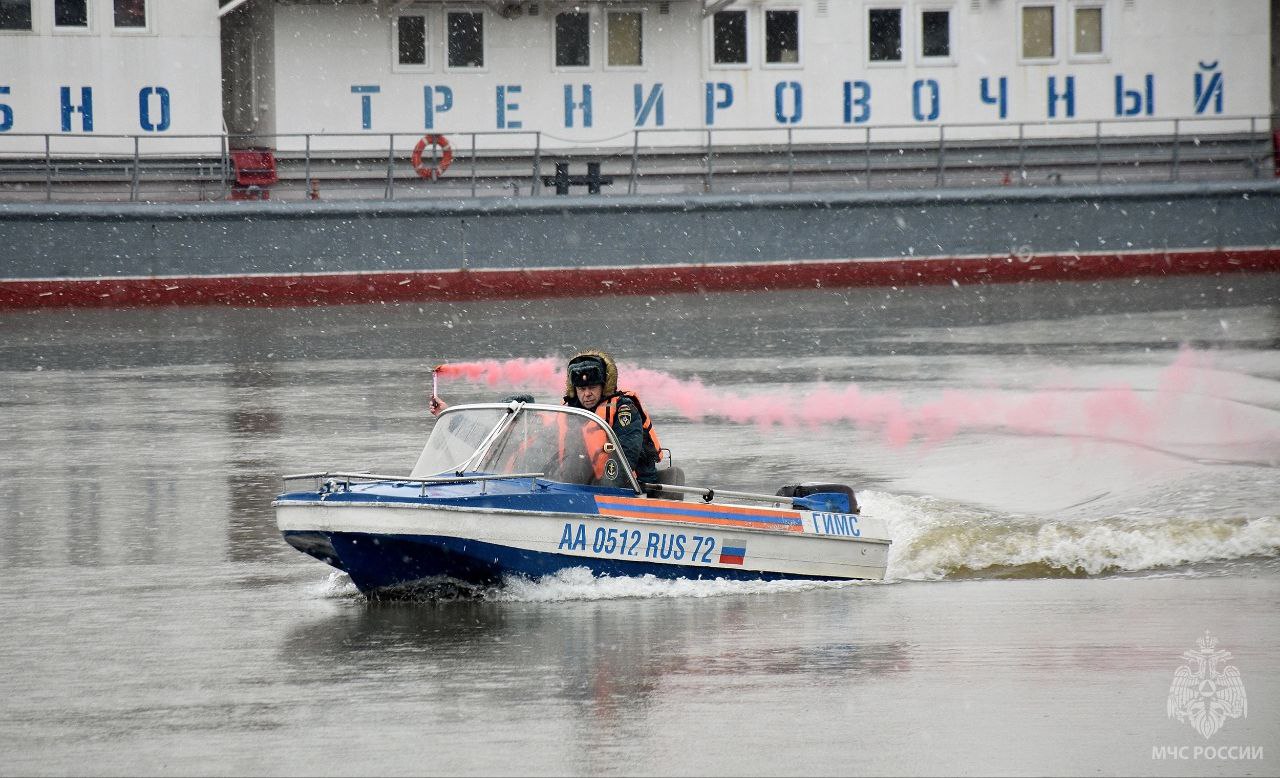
[397,15,427,66]
[55,0,88,28]
[1074,6,1102,55]
[555,11,590,67]
[447,11,484,68]
[868,8,902,62]
[712,9,747,65]
[1021,5,1054,58]
[113,0,145,29]
[921,10,949,57]
[607,11,642,67]
[0,0,32,30]
[765,10,799,64]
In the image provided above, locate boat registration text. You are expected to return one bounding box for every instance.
[556,522,744,565]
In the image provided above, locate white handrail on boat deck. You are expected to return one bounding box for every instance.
[281,471,546,483]
[282,471,824,510]
[281,471,547,497]
[640,482,796,507]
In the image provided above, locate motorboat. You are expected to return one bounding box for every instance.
[274,401,891,596]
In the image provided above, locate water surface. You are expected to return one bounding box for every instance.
[2,275,1278,776]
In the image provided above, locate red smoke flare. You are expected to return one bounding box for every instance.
[432,348,1247,450]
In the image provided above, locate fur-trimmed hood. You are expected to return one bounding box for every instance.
[563,349,618,401]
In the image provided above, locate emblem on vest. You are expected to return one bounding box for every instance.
[618,408,633,427]
[605,460,619,480]
[1167,631,1247,739]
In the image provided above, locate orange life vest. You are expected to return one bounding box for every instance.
[597,391,662,464]
[502,414,609,482]
[558,414,610,481]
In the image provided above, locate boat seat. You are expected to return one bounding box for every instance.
[644,464,685,500]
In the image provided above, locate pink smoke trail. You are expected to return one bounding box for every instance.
[432,348,1227,449]
[436,358,563,392]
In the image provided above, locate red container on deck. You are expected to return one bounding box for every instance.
[229,148,278,199]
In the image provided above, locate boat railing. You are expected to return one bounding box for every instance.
[640,482,796,508]
[1,112,1276,202]
[281,471,546,497]
[283,470,823,513]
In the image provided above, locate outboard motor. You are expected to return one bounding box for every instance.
[776,482,859,514]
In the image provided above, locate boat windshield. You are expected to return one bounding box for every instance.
[411,404,638,491]
[410,406,508,477]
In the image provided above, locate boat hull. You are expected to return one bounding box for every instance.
[276,501,890,595]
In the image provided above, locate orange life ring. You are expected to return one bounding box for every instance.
[411,134,453,180]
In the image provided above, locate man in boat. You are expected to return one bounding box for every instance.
[562,351,662,485]
[429,352,663,485]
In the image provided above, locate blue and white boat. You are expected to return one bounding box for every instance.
[275,400,890,596]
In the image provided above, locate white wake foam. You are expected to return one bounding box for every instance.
[311,570,361,599]
[305,564,865,603]
[867,490,1280,580]
[490,566,865,602]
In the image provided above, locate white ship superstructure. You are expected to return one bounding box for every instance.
[2,0,1278,311]
[0,0,1273,156]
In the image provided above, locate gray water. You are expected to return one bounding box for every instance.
[2,275,1278,776]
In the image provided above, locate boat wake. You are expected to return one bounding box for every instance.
[871,490,1280,580]
[490,567,865,602]
[311,570,362,600]
[311,566,869,603]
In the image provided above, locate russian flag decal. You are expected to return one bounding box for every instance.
[718,543,747,565]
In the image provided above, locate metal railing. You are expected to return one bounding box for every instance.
[1,114,1275,203]
[281,471,546,497]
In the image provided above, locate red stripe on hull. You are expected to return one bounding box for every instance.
[2,248,1277,310]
